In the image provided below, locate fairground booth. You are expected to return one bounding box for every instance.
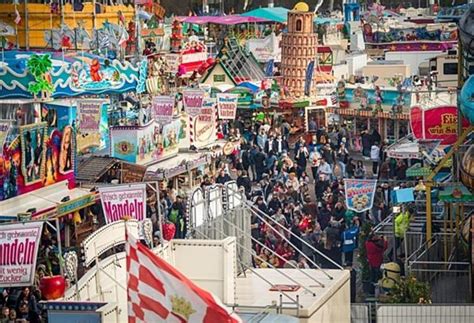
[0,50,142,248]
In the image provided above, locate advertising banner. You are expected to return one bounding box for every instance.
[183,90,204,117]
[410,105,470,145]
[246,33,281,63]
[0,222,43,287]
[193,98,216,147]
[151,96,175,125]
[344,179,378,213]
[0,120,12,149]
[217,93,238,120]
[99,184,146,223]
[77,100,102,132]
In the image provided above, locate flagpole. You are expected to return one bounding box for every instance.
[154,181,165,246]
[24,0,29,50]
[14,2,19,49]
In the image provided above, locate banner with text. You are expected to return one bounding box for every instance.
[0,120,12,149]
[77,100,102,133]
[99,184,147,223]
[217,93,238,120]
[183,90,204,117]
[344,179,378,213]
[0,222,43,287]
[151,96,174,124]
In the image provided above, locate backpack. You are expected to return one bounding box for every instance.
[169,208,180,224]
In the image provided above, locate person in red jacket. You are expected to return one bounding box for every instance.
[365,233,388,286]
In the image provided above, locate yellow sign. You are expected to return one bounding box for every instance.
[427,113,457,136]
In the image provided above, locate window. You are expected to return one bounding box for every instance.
[443,62,458,75]
[296,19,302,32]
[213,74,225,82]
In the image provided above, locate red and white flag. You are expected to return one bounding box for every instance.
[14,8,21,25]
[126,231,241,323]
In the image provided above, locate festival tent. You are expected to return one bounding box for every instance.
[241,7,341,24]
[241,7,290,23]
[176,15,268,25]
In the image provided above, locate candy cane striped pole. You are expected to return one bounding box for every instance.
[189,115,194,145]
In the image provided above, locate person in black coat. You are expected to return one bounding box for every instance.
[253,147,267,182]
[274,135,288,155]
[268,195,282,213]
[236,170,252,197]
[264,135,276,154]
[216,169,232,184]
[241,147,252,175]
[361,130,372,157]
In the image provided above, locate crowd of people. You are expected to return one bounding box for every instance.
[202,120,400,271]
[0,287,41,323]
[182,117,426,301]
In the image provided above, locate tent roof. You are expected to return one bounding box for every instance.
[241,7,290,23]
[176,15,268,25]
[241,7,342,24]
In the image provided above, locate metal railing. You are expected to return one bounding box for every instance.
[409,261,472,303]
[352,303,474,323]
[405,231,472,303]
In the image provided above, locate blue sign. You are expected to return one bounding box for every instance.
[304,60,315,97]
[264,59,274,77]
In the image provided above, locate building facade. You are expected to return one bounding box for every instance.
[280,8,318,98]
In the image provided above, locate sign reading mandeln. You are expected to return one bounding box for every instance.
[151,96,174,124]
[183,90,204,117]
[99,184,147,223]
[0,222,43,287]
[217,93,238,120]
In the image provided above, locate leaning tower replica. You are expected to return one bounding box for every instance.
[280,4,318,98]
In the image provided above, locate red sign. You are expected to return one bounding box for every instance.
[410,105,469,145]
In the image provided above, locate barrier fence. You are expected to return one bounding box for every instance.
[351,303,474,323]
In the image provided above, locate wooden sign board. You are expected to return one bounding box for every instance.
[121,162,146,183]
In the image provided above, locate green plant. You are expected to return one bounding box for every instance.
[358,222,373,281]
[384,275,432,304]
[26,54,53,99]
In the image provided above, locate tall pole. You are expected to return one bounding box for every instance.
[60,0,65,26]
[154,182,164,246]
[24,0,29,50]
[135,3,141,60]
[92,0,97,30]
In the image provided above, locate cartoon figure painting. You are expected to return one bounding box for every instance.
[59,126,73,174]
[90,59,102,82]
[20,123,47,185]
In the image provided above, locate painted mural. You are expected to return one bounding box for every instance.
[0,122,76,201]
[0,51,139,99]
[19,123,47,186]
[110,119,185,165]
